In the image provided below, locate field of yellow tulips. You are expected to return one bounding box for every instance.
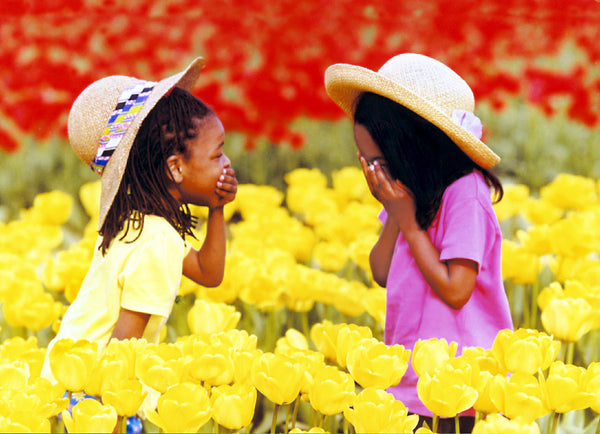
[1,167,599,433]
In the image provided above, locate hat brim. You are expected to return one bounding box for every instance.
[98,57,205,230]
[324,63,500,169]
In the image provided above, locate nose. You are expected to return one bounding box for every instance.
[222,153,231,168]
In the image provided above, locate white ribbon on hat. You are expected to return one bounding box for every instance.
[451,109,483,140]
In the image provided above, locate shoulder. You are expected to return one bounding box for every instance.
[438,171,499,229]
[119,214,185,251]
[443,171,492,205]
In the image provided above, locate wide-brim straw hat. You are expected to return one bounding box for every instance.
[68,57,204,230]
[324,53,500,168]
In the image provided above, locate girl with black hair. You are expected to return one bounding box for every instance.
[326,53,513,433]
[41,60,237,431]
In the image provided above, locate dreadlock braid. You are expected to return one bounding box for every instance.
[99,87,213,254]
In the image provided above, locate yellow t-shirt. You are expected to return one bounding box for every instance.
[42,214,185,382]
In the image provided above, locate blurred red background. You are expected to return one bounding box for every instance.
[1,0,599,151]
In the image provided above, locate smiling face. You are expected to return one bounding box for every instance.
[173,114,231,206]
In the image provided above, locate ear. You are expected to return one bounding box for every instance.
[166,155,184,183]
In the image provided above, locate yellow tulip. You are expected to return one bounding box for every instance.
[135,343,184,394]
[524,199,563,226]
[548,211,600,258]
[275,328,309,353]
[210,328,258,353]
[312,240,349,272]
[23,377,69,419]
[102,378,147,417]
[412,338,458,377]
[331,166,370,205]
[343,387,419,433]
[460,348,504,415]
[184,340,234,386]
[362,287,386,324]
[541,297,597,342]
[187,299,241,337]
[416,358,478,418]
[348,233,379,273]
[472,413,540,434]
[145,382,212,433]
[501,239,541,285]
[84,339,139,397]
[0,410,50,433]
[581,362,600,413]
[289,428,328,434]
[61,398,117,434]
[310,320,344,364]
[346,338,410,390]
[251,352,303,405]
[334,280,368,317]
[491,328,560,375]
[540,173,597,211]
[79,180,101,220]
[492,183,530,222]
[489,373,550,422]
[0,336,46,378]
[29,190,74,225]
[308,365,355,416]
[0,360,29,390]
[335,324,373,369]
[211,382,257,431]
[233,184,284,219]
[48,339,98,392]
[232,348,263,385]
[515,225,553,256]
[541,361,595,413]
[537,281,565,311]
[0,415,30,433]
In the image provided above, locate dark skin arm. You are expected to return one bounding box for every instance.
[183,167,237,287]
[360,154,478,309]
[110,308,150,340]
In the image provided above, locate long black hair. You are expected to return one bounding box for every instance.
[99,87,214,254]
[354,91,503,230]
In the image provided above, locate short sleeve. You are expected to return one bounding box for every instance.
[119,231,184,318]
[437,196,493,268]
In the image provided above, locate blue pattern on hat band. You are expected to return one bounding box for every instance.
[90,80,157,175]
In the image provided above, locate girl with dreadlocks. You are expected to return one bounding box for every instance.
[41,59,236,418]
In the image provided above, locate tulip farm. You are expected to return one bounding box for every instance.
[1,1,600,433]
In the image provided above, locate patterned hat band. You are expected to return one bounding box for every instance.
[90,80,157,175]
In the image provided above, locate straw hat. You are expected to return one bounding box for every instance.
[324,53,500,168]
[68,57,204,230]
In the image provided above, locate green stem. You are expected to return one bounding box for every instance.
[475,411,483,424]
[291,396,300,430]
[120,416,127,433]
[284,403,291,434]
[565,341,575,365]
[550,411,560,434]
[432,414,439,433]
[301,311,310,339]
[595,417,600,434]
[343,416,349,434]
[455,415,460,434]
[271,403,279,434]
[530,279,540,329]
[523,285,530,329]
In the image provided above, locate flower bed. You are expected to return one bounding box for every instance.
[0,167,599,433]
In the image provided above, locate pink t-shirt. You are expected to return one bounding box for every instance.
[381,171,513,416]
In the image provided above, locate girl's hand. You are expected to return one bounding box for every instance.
[212,167,238,209]
[358,153,418,234]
